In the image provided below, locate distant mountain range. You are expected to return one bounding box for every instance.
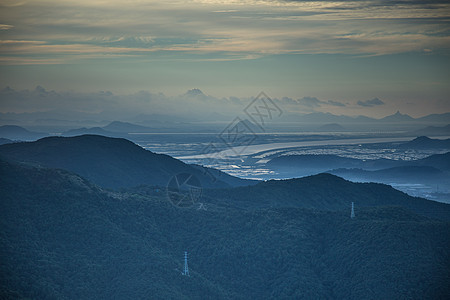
[0,138,13,145]
[329,166,444,185]
[2,109,450,134]
[266,149,450,196]
[0,135,254,189]
[0,125,47,141]
[283,111,450,124]
[379,110,415,122]
[61,126,125,137]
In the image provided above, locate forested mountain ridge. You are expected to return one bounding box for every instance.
[0,135,254,189]
[204,173,450,221]
[1,159,449,299]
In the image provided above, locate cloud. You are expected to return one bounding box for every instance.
[0,0,449,64]
[326,100,346,107]
[0,24,13,30]
[290,97,346,109]
[357,98,385,107]
[297,96,322,108]
[0,86,251,120]
[0,85,352,123]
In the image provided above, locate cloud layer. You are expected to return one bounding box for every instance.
[0,86,386,120]
[357,98,385,107]
[0,0,449,64]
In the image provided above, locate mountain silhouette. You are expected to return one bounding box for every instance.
[1,158,449,299]
[0,125,47,141]
[205,173,450,220]
[398,136,450,149]
[0,135,253,189]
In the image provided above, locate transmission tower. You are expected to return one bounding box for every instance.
[351,202,355,219]
[182,251,190,276]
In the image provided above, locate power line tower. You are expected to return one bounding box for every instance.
[351,202,355,219]
[182,251,190,276]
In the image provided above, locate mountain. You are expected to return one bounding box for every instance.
[415,151,450,171]
[329,166,445,184]
[62,127,124,138]
[398,136,450,149]
[0,138,13,145]
[282,111,450,131]
[0,135,254,189]
[416,112,450,123]
[0,159,233,299]
[1,158,449,299]
[0,125,47,141]
[265,153,450,203]
[61,121,155,137]
[102,121,152,133]
[184,88,206,98]
[205,173,450,220]
[380,111,415,122]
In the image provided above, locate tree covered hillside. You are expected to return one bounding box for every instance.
[1,159,449,299]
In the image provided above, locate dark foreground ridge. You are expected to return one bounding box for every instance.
[205,173,450,220]
[1,159,449,299]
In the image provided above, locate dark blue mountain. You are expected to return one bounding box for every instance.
[329,166,445,184]
[0,135,254,189]
[205,173,450,220]
[1,158,449,299]
[0,125,47,141]
[398,136,450,149]
[0,138,13,145]
[62,127,123,137]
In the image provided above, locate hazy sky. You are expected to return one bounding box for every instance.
[0,0,449,118]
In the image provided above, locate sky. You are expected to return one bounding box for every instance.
[0,0,449,119]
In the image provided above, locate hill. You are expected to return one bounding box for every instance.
[205,173,450,220]
[416,113,450,123]
[329,166,445,184]
[0,135,253,189]
[103,121,152,133]
[414,151,450,171]
[62,126,124,137]
[1,159,449,299]
[380,111,415,122]
[0,125,47,141]
[398,136,450,149]
[0,138,13,145]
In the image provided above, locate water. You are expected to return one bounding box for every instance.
[129,132,450,203]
